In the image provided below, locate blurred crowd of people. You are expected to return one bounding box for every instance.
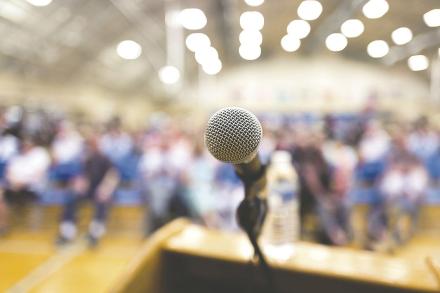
[0,104,438,250]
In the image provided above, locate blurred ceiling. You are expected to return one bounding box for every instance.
[0,0,439,95]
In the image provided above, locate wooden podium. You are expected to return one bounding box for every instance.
[112,219,439,293]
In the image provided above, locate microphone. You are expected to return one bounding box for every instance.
[204,107,276,292]
[204,107,267,198]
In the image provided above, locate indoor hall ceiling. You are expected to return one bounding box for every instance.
[0,0,438,95]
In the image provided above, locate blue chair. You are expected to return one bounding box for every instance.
[426,152,440,181]
[426,187,440,205]
[113,152,142,205]
[355,160,387,184]
[114,152,141,182]
[349,186,383,205]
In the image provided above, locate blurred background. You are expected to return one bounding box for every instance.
[0,0,439,292]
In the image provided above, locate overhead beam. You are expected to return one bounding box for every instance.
[430,58,440,103]
[213,0,238,63]
[307,0,368,52]
[109,0,165,71]
[383,28,440,65]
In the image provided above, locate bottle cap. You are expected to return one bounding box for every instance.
[271,150,291,164]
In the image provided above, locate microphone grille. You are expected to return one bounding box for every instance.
[205,107,262,164]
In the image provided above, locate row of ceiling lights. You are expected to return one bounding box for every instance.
[239,0,267,60]
[117,0,438,84]
[239,11,264,60]
[179,8,223,76]
[31,0,438,77]
[278,0,440,73]
[364,2,439,72]
[281,0,321,52]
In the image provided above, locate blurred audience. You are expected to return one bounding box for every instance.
[0,104,437,251]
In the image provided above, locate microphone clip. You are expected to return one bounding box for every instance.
[237,195,267,240]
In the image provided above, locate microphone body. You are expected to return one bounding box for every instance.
[205,107,267,236]
[204,107,278,292]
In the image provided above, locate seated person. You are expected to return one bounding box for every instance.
[357,121,390,185]
[1,137,50,232]
[50,121,83,186]
[57,135,119,247]
[139,133,186,235]
[5,137,50,201]
[380,155,427,244]
[293,133,349,245]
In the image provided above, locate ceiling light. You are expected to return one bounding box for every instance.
[362,0,389,19]
[239,45,261,60]
[367,40,389,58]
[325,33,347,52]
[423,9,440,27]
[281,35,301,52]
[179,8,207,30]
[391,27,412,45]
[202,59,222,75]
[408,55,429,71]
[341,19,364,38]
[116,40,142,60]
[27,0,52,7]
[297,0,323,21]
[239,30,263,46]
[240,11,264,30]
[245,0,264,7]
[287,19,311,39]
[195,46,219,65]
[159,66,180,84]
[185,33,211,52]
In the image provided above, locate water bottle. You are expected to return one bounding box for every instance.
[261,150,299,261]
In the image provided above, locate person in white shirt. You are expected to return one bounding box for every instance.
[50,121,83,185]
[52,122,83,165]
[139,132,181,234]
[407,117,439,163]
[359,121,390,164]
[184,144,218,227]
[6,137,50,196]
[1,137,50,235]
[380,156,428,244]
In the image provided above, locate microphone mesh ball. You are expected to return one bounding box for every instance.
[205,107,262,164]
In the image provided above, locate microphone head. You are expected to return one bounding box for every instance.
[205,107,262,164]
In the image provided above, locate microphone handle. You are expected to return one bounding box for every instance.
[233,155,267,199]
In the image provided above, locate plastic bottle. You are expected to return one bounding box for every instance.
[261,150,299,261]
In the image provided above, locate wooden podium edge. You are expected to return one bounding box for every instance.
[426,256,440,290]
[111,218,191,293]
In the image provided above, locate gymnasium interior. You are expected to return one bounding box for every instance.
[0,0,439,292]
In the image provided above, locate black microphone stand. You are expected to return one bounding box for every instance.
[234,162,278,293]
